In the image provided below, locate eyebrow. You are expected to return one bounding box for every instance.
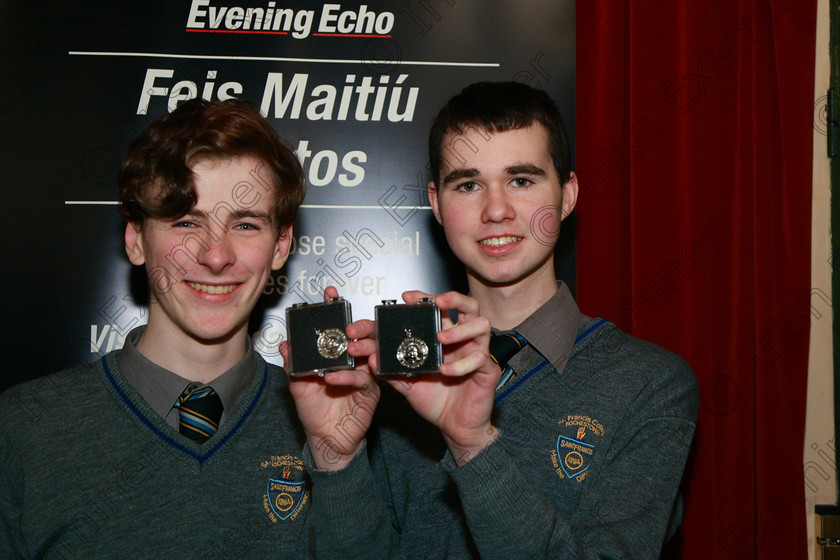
[506,164,547,177]
[441,167,480,186]
[441,163,547,186]
[184,208,273,223]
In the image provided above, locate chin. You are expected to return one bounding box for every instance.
[471,270,524,288]
[186,322,243,344]
[470,262,548,288]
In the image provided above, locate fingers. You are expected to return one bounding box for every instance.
[345,318,374,341]
[323,286,340,301]
[401,290,433,304]
[345,319,375,360]
[367,350,379,373]
[438,314,491,347]
[439,348,499,379]
[346,339,375,361]
[321,369,381,390]
[402,290,480,330]
[288,365,379,391]
[401,290,478,315]
[434,291,480,318]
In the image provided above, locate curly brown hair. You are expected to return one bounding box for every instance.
[118,98,305,230]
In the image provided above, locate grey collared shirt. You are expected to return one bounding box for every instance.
[503,282,585,378]
[117,326,256,430]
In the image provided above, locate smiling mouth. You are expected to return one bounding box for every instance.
[479,236,523,247]
[187,282,238,294]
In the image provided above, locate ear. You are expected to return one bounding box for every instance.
[560,172,579,222]
[124,222,146,266]
[428,180,443,225]
[271,224,293,270]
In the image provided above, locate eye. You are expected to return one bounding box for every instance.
[511,177,533,188]
[456,181,479,193]
[234,222,260,231]
[173,220,198,228]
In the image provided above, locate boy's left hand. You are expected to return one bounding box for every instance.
[282,286,380,471]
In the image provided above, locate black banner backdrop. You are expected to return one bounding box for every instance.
[0,0,574,391]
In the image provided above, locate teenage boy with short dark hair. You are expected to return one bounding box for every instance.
[370,82,699,559]
[0,99,386,558]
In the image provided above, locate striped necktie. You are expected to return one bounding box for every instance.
[489,331,528,389]
[174,385,223,443]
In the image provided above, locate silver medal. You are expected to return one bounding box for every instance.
[396,328,428,370]
[315,328,348,359]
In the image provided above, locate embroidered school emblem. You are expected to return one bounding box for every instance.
[549,414,605,483]
[261,455,310,522]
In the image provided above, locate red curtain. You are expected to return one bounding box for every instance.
[576,1,817,558]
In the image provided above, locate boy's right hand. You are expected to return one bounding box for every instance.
[384,290,502,466]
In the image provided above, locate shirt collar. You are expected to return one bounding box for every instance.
[505,282,583,376]
[117,325,256,419]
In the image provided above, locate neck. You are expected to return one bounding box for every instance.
[135,321,248,383]
[468,268,559,330]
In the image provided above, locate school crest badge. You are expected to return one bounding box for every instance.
[261,455,310,522]
[550,415,605,483]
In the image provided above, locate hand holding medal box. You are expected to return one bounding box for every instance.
[285,297,355,376]
[374,298,443,376]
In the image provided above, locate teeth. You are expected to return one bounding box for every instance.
[480,236,522,247]
[188,282,237,294]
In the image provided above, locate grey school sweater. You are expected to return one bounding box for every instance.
[371,318,699,559]
[0,351,390,559]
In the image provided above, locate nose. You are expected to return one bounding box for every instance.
[481,185,515,223]
[195,231,235,272]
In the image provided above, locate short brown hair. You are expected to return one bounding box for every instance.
[118,99,305,229]
[429,81,571,186]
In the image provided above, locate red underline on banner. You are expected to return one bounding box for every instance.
[184,30,391,38]
[68,51,500,67]
[186,29,288,35]
[63,201,432,210]
[312,33,392,38]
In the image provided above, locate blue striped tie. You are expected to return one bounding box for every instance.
[490,332,528,389]
[174,385,223,443]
